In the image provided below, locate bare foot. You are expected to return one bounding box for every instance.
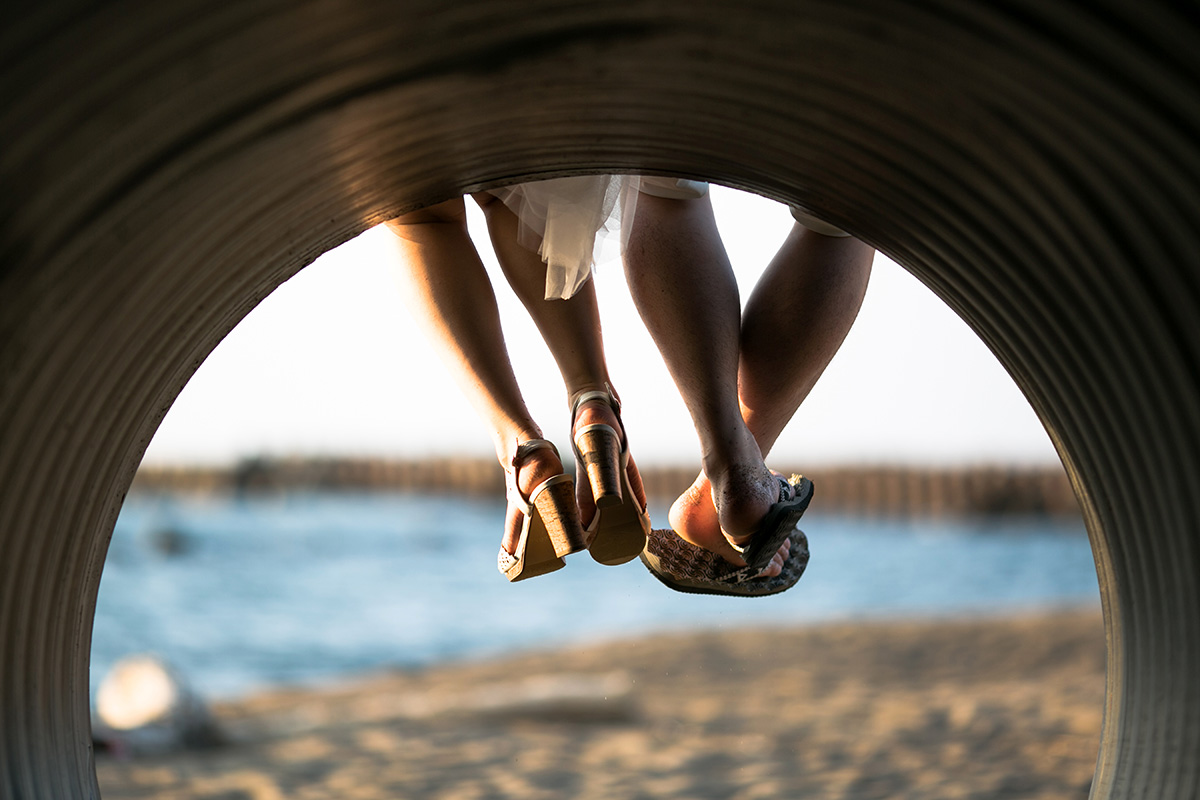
[668,469,790,577]
[571,396,648,531]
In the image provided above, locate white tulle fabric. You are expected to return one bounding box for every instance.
[487,175,638,300]
[486,176,712,299]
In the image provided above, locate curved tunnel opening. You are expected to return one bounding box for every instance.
[3,2,1199,798]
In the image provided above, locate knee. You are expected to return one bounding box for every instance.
[470,190,502,211]
[387,196,468,231]
[469,190,511,227]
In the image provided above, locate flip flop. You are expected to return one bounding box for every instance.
[638,473,813,597]
[729,474,814,574]
[639,525,810,597]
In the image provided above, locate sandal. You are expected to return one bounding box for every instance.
[639,473,813,596]
[570,386,651,565]
[640,525,810,597]
[497,439,587,582]
[728,474,814,573]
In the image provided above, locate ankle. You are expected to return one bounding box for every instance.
[567,381,615,409]
[699,428,763,486]
[494,423,543,464]
[569,385,622,435]
[573,398,621,434]
[707,462,775,541]
[512,445,566,499]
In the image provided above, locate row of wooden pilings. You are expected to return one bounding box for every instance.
[132,458,1080,518]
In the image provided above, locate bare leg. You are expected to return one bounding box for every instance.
[623,192,783,567]
[669,222,874,560]
[473,192,647,525]
[740,225,874,450]
[385,198,565,555]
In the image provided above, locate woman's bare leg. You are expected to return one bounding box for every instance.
[473,192,646,525]
[385,198,564,554]
[669,223,874,558]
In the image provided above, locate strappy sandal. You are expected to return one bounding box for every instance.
[570,386,651,565]
[497,439,587,582]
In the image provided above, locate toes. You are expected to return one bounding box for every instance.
[757,538,790,578]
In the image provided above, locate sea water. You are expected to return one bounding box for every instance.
[93,491,1100,700]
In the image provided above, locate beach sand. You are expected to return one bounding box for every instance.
[96,609,1105,799]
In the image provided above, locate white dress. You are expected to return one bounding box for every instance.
[487,175,710,300]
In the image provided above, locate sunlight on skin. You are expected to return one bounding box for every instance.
[143,187,1057,468]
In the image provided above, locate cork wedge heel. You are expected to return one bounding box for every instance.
[570,388,651,566]
[497,439,587,582]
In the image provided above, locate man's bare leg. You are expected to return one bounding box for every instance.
[669,222,874,557]
[623,192,785,570]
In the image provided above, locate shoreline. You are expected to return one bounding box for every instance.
[131,458,1081,518]
[97,609,1104,799]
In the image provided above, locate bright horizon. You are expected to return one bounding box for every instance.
[142,185,1061,469]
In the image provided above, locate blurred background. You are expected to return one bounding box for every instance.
[94,185,1103,798]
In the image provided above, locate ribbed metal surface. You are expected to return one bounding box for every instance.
[1,1,1197,797]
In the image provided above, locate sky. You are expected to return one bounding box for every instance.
[142,185,1061,468]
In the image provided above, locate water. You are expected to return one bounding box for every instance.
[93,491,1100,700]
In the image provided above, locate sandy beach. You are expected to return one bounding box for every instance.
[96,609,1104,799]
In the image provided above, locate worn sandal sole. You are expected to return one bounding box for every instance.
[587,467,651,566]
[640,527,810,598]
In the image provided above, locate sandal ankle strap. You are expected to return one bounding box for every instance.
[506,438,562,514]
[569,384,630,461]
[511,438,558,468]
[569,383,621,420]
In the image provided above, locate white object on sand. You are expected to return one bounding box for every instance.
[95,654,223,753]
